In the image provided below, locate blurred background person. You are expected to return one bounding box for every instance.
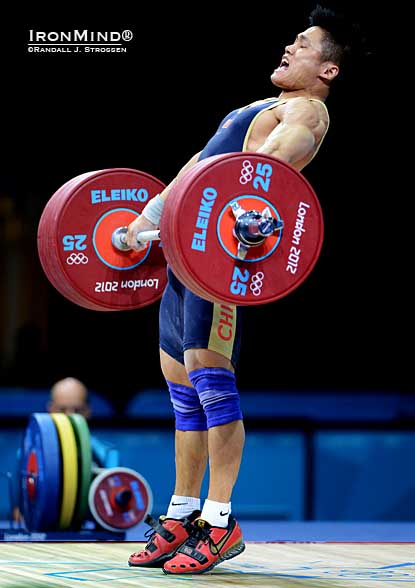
[47,377,91,419]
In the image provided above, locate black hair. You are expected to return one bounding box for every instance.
[309,4,367,69]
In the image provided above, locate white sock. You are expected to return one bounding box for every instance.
[201,498,231,528]
[166,495,200,519]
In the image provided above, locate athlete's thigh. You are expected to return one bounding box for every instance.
[159,268,185,364]
[183,287,242,367]
[160,347,192,386]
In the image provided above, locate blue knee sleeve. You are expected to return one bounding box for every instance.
[167,381,207,431]
[188,368,243,428]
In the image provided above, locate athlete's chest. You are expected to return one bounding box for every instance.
[244,106,281,150]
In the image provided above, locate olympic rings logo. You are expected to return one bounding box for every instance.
[239,160,254,185]
[250,272,264,296]
[66,253,89,265]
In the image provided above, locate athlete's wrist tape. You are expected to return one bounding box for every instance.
[141,193,164,226]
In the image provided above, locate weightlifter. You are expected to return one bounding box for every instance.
[127,5,362,575]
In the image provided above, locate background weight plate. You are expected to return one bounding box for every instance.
[88,467,153,532]
[51,413,79,529]
[68,414,92,527]
[21,413,61,531]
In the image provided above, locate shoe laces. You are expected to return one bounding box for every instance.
[143,515,166,547]
[143,514,194,548]
[187,521,219,555]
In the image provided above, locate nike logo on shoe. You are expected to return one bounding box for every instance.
[171,502,188,506]
[220,511,229,516]
[209,524,233,555]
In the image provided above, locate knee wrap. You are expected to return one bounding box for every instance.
[188,368,243,428]
[167,381,207,431]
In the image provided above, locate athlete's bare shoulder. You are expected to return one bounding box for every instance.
[279,97,329,131]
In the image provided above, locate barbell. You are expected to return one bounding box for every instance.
[37,152,324,310]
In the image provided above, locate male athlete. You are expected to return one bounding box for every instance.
[126,5,359,575]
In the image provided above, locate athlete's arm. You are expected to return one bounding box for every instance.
[257,98,327,168]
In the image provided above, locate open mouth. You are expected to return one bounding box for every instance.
[276,58,289,71]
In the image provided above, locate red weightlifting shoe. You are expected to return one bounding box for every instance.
[163,515,245,575]
[128,510,201,568]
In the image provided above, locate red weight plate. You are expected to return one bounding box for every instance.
[88,467,153,532]
[161,153,323,305]
[161,208,207,299]
[38,169,167,311]
[39,169,166,310]
[159,176,216,301]
[39,172,106,308]
[38,172,97,308]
